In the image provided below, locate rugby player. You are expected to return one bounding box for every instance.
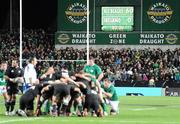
[0,61,8,115]
[5,59,24,115]
[17,83,48,116]
[101,76,119,115]
[41,83,71,117]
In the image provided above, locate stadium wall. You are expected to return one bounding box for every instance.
[115,87,163,96]
[55,45,180,51]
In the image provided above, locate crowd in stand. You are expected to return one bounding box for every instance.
[0,29,180,87]
[0,30,19,61]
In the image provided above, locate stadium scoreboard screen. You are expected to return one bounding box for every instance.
[56,0,180,45]
[101,7,134,32]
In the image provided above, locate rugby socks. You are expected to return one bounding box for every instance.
[73,101,78,111]
[5,101,10,112]
[51,104,58,116]
[10,100,16,112]
[77,104,83,116]
[44,100,51,114]
[36,100,43,116]
[37,101,43,110]
[61,104,68,115]
[101,102,107,113]
[78,104,83,113]
[52,105,57,112]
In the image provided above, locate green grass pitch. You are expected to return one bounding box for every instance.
[0,96,180,124]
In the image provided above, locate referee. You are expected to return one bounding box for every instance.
[24,57,39,91]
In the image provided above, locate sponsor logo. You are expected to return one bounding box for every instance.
[147,2,173,24]
[65,3,88,24]
[57,34,70,44]
[165,34,178,44]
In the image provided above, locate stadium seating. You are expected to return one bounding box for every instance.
[0,29,180,88]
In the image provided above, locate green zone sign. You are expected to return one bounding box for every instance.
[55,32,179,45]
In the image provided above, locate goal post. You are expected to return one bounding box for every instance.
[86,0,90,65]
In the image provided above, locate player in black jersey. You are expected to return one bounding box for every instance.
[66,83,82,116]
[38,66,62,115]
[82,81,103,117]
[5,59,24,115]
[35,84,54,116]
[17,83,48,116]
[37,67,80,116]
[40,67,62,83]
[70,71,103,117]
[40,83,71,116]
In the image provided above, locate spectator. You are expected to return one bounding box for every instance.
[149,76,155,87]
[1,29,180,87]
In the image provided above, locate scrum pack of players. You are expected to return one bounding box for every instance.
[18,68,108,117]
[0,57,119,117]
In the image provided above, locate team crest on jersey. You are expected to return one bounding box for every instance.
[147,2,173,24]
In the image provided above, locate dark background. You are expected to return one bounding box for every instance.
[0,0,179,32]
[0,0,57,32]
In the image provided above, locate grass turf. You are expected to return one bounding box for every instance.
[0,96,180,124]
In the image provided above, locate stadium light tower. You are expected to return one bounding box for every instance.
[86,0,89,65]
[19,0,22,68]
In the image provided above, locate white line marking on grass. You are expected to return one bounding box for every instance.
[0,117,43,124]
[130,107,157,111]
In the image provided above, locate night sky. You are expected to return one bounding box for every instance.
[0,0,57,31]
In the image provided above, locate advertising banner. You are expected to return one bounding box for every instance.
[55,32,179,45]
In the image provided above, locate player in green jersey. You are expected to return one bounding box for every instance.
[101,76,119,115]
[0,61,8,115]
[83,56,104,82]
[83,56,107,115]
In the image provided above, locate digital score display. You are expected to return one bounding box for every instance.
[101,7,134,31]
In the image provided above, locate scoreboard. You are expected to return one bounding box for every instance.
[56,0,180,45]
[57,0,139,31]
[101,7,134,31]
